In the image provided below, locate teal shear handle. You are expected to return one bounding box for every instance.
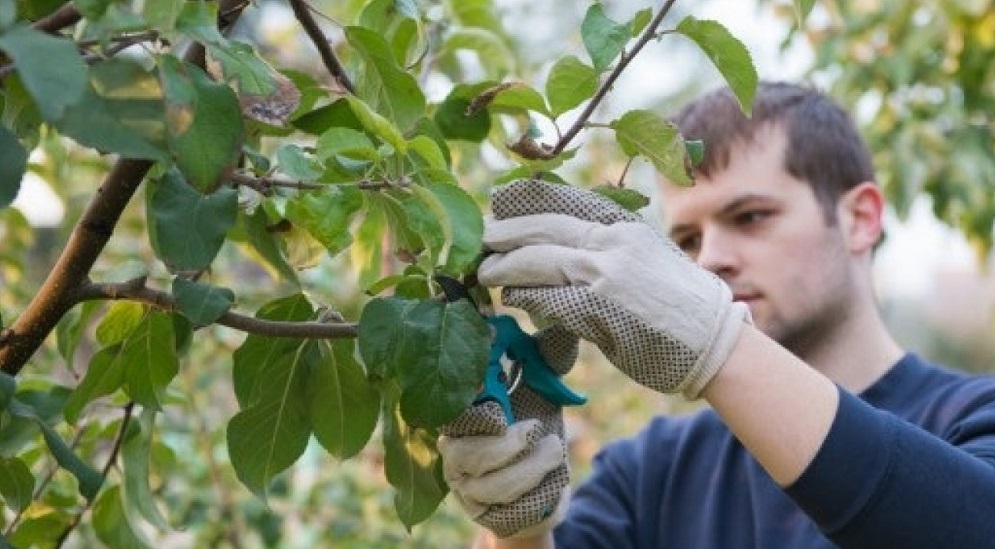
[476,314,587,423]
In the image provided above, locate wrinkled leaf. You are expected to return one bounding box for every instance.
[275,144,323,182]
[206,40,277,96]
[347,96,406,153]
[592,185,651,212]
[345,26,426,132]
[310,340,380,459]
[0,25,87,122]
[676,17,757,115]
[581,4,631,72]
[285,186,365,257]
[149,170,238,271]
[171,277,234,326]
[611,109,692,186]
[546,56,599,117]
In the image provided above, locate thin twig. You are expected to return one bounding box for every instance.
[73,281,359,339]
[52,403,135,548]
[228,172,325,195]
[551,0,680,155]
[287,0,355,93]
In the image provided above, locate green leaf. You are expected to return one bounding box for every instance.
[0,456,34,512]
[8,399,103,501]
[793,0,816,24]
[407,135,447,170]
[631,8,653,36]
[159,55,244,192]
[74,0,113,19]
[686,139,705,167]
[92,485,154,549]
[0,125,27,208]
[142,0,184,31]
[232,294,314,408]
[0,372,15,410]
[292,99,363,135]
[395,299,490,427]
[275,144,323,182]
[439,28,515,78]
[416,173,484,274]
[346,96,407,153]
[230,208,299,284]
[55,59,169,160]
[96,302,147,347]
[316,127,376,161]
[351,202,387,289]
[205,40,277,96]
[285,186,365,257]
[148,170,238,271]
[122,409,172,531]
[434,95,491,142]
[357,297,419,379]
[546,56,599,117]
[173,0,224,44]
[64,345,126,424]
[487,84,551,118]
[581,4,631,73]
[345,26,426,132]
[676,17,757,115]
[395,189,445,266]
[56,302,101,366]
[118,310,178,411]
[610,109,692,186]
[171,278,234,326]
[0,24,87,122]
[592,185,650,212]
[310,340,380,459]
[382,396,447,530]
[227,342,315,500]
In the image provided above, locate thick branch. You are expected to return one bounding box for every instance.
[75,282,359,339]
[551,0,679,155]
[287,0,355,93]
[0,1,251,376]
[32,2,81,33]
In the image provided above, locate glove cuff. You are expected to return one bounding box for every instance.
[679,301,752,399]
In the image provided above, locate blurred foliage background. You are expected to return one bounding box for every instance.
[3,0,993,546]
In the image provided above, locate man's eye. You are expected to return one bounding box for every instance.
[675,234,701,255]
[736,210,771,225]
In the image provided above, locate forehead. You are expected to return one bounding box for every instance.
[658,128,810,226]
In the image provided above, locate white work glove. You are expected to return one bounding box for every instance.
[438,325,577,539]
[479,179,751,398]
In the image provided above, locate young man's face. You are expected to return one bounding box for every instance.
[659,126,856,353]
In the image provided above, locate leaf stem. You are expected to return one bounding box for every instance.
[551,0,680,155]
[288,0,355,93]
[228,172,326,195]
[73,281,359,339]
[32,2,81,34]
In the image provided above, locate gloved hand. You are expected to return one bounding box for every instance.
[478,179,751,399]
[438,324,577,539]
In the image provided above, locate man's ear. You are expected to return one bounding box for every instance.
[838,182,884,254]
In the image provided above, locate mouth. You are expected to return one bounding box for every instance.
[732,293,760,304]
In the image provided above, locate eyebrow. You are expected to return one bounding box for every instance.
[667,193,780,239]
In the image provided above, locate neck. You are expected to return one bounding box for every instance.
[795,289,903,393]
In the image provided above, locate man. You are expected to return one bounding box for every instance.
[439,82,995,548]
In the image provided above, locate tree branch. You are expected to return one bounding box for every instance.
[32,2,81,34]
[0,1,252,376]
[74,281,359,339]
[228,172,325,195]
[287,0,355,93]
[551,0,679,155]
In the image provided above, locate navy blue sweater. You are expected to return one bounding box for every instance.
[554,354,995,548]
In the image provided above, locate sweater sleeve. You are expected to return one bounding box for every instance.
[784,387,995,549]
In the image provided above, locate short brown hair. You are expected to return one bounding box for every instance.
[670,81,876,222]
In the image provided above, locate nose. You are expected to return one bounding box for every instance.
[695,229,740,279]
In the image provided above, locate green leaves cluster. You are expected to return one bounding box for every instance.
[0,0,762,544]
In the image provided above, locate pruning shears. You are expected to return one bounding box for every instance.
[435,275,587,423]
